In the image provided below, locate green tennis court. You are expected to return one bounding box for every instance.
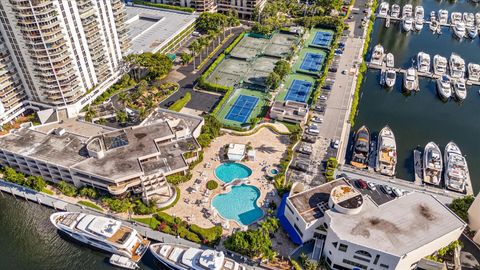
[216,88,268,128]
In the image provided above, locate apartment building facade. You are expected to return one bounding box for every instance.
[0,0,130,124]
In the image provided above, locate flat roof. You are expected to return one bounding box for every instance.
[327,192,466,256]
[125,5,197,53]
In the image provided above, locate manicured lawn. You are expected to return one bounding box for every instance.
[78,200,103,212]
[133,217,161,230]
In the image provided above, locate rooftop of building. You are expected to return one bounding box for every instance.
[143,108,203,134]
[125,4,197,54]
[326,191,466,256]
[34,118,114,138]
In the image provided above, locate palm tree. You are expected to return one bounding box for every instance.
[207,30,217,49]
[188,41,199,69]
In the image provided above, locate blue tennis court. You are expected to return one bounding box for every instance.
[300,53,324,73]
[285,79,313,103]
[225,95,259,123]
[312,31,333,47]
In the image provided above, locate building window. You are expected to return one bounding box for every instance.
[326,256,332,266]
[339,243,348,252]
[332,242,338,248]
[373,255,380,265]
[353,255,371,263]
[342,259,367,270]
[355,250,372,258]
[286,203,294,214]
[293,223,303,237]
[380,263,389,269]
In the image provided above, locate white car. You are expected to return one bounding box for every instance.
[319,95,328,101]
[367,181,376,190]
[332,139,340,149]
[312,117,324,123]
[392,188,403,197]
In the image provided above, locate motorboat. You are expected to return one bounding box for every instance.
[391,4,401,18]
[403,16,414,32]
[464,12,475,27]
[403,67,419,91]
[444,142,469,193]
[370,44,384,66]
[379,2,389,17]
[430,20,441,33]
[468,63,480,81]
[423,142,443,186]
[384,69,396,87]
[451,12,462,25]
[50,212,150,262]
[415,6,424,21]
[417,52,431,73]
[453,22,466,39]
[436,75,452,100]
[403,4,413,18]
[350,125,370,169]
[430,11,436,22]
[149,243,248,270]
[476,13,480,27]
[453,79,467,101]
[385,53,394,67]
[415,18,424,31]
[433,54,448,75]
[449,53,466,79]
[110,255,139,269]
[467,26,478,38]
[438,9,449,24]
[375,126,397,177]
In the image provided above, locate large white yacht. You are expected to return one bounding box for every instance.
[476,13,480,27]
[464,12,475,27]
[444,141,469,193]
[415,18,424,31]
[451,12,462,25]
[449,53,466,79]
[453,22,466,39]
[379,2,389,17]
[433,55,448,75]
[453,79,467,101]
[150,243,247,270]
[403,67,419,91]
[375,126,397,177]
[403,16,414,32]
[370,44,384,66]
[468,63,480,81]
[438,9,449,24]
[414,6,424,30]
[384,69,396,88]
[403,4,413,18]
[417,52,431,73]
[436,75,452,100]
[50,212,150,262]
[391,4,400,18]
[423,142,443,186]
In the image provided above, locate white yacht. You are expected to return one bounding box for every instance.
[430,11,436,22]
[385,69,397,88]
[449,53,466,79]
[430,20,441,33]
[438,9,449,24]
[379,2,389,17]
[150,243,247,270]
[385,53,394,67]
[464,12,475,27]
[423,142,443,186]
[415,6,424,20]
[451,12,462,25]
[436,75,452,100]
[476,13,480,27]
[375,126,397,177]
[403,67,419,91]
[370,44,384,66]
[403,16,414,32]
[417,52,431,73]
[444,142,469,193]
[467,26,478,38]
[453,22,466,39]
[453,79,467,101]
[50,212,150,262]
[468,63,480,81]
[433,54,448,75]
[391,4,401,18]
[403,4,413,18]
[415,18,424,31]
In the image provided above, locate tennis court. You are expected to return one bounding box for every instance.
[312,31,333,47]
[225,95,259,123]
[285,79,313,103]
[300,53,324,73]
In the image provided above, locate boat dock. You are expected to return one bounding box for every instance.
[376,14,456,28]
[367,62,480,87]
[413,149,423,185]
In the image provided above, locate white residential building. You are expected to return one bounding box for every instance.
[280,179,466,270]
[0,0,131,123]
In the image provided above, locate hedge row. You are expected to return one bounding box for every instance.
[224,32,245,54]
[197,53,232,93]
[133,0,195,13]
[211,87,234,115]
[169,92,191,112]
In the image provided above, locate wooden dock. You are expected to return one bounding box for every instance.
[376,14,455,28]
[413,149,423,185]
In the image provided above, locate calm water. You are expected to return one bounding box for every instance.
[352,0,480,191]
[0,196,164,270]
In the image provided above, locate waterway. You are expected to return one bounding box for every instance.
[351,0,480,191]
[0,196,164,270]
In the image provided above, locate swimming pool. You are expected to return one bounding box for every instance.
[215,163,252,183]
[212,184,263,226]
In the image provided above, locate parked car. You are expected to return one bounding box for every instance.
[322,84,333,90]
[381,185,393,195]
[314,106,325,113]
[319,95,328,101]
[165,101,175,107]
[328,67,338,73]
[367,181,376,190]
[332,139,340,149]
[392,188,404,197]
[356,179,368,189]
[302,135,317,143]
[312,117,323,123]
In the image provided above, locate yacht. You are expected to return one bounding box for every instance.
[403,67,419,91]
[430,20,440,33]
[453,79,467,101]
[451,12,462,25]
[468,63,480,81]
[415,6,424,21]
[430,11,436,22]
[436,75,452,100]
[403,16,414,32]
[433,54,448,75]
[385,53,394,67]
[379,2,389,17]
[415,18,424,31]
[417,52,431,73]
[476,13,480,27]
[449,53,466,79]
[375,126,397,177]
[438,10,449,24]
[150,243,248,270]
[453,22,466,39]
[464,12,475,27]
[467,26,478,38]
[444,142,469,193]
[385,69,396,88]
[370,44,384,66]
[350,125,370,169]
[403,4,413,18]
[423,142,443,186]
[50,212,150,262]
[391,4,400,18]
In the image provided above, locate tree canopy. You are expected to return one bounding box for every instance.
[273,60,291,79]
[196,12,239,33]
[124,52,173,81]
[266,72,281,90]
[449,195,474,223]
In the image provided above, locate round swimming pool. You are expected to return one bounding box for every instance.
[270,168,279,175]
[212,184,263,226]
[214,163,252,183]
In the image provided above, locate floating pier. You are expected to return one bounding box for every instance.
[376,14,455,28]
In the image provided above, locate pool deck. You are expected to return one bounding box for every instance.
[165,128,289,232]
